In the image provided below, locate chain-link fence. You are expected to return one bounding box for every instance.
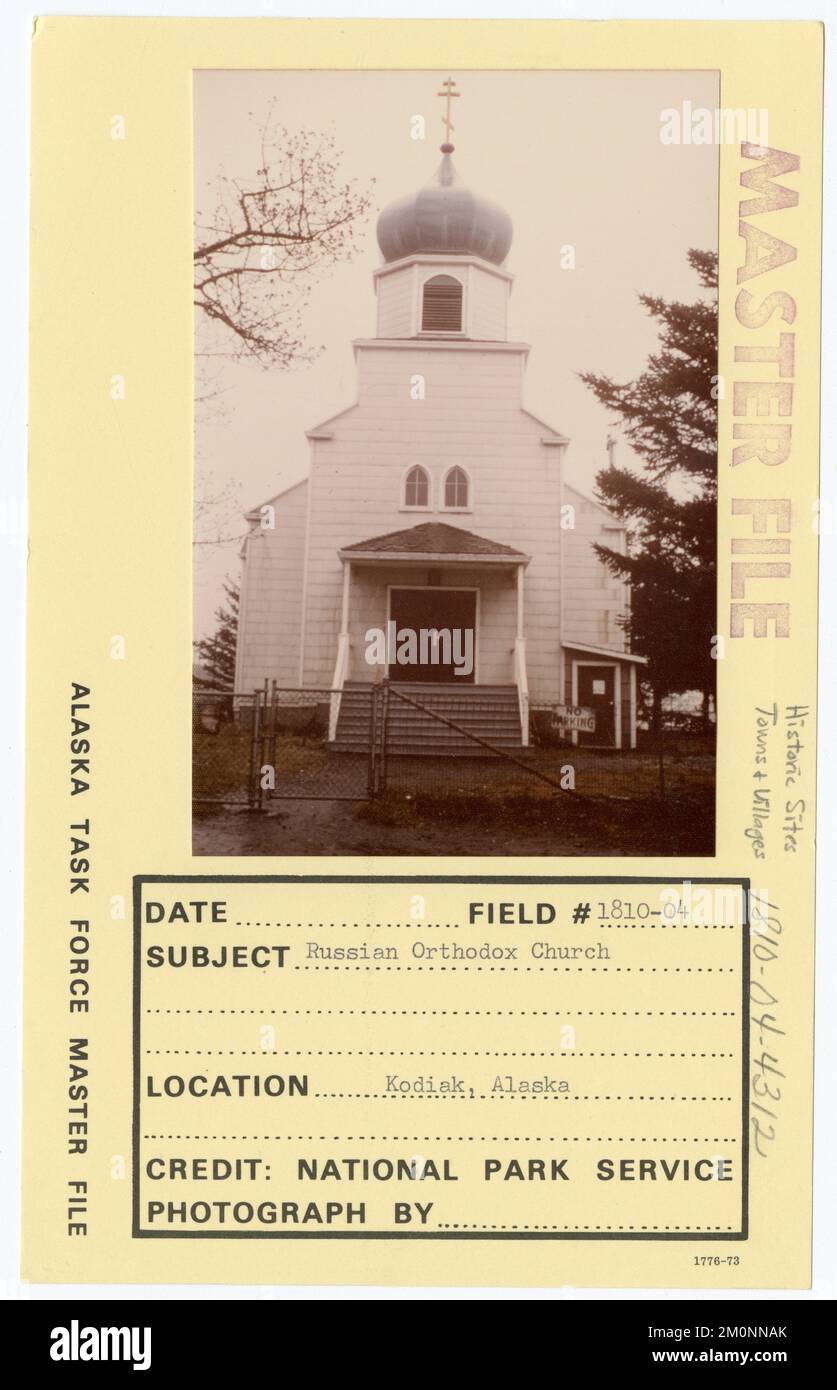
[192,681,714,812]
[382,685,713,801]
[192,690,249,805]
[193,686,374,805]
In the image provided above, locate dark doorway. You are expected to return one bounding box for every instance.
[389,588,476,683]
[576,664,616,746]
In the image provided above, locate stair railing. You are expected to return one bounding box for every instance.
[387,683,565,788]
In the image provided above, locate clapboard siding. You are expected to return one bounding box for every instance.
[301,343,563,700]
[561,483,629,652]
[375,260,510,341]
[376,265,415,338]
[235,480,308,693]
[232,246,638,733]
[467,265,508,340]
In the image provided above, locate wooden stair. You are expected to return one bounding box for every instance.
[330,682,524,756]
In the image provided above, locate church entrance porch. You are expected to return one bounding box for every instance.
[386,586,477,683]
[332,521,533,746]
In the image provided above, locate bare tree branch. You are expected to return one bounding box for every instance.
[194,102,374,367]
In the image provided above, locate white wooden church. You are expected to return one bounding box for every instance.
[234,110,644,751]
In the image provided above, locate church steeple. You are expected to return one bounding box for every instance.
[372,79,514,341]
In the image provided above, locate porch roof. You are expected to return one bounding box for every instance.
[562,640,648,665]
[339,521,529,566]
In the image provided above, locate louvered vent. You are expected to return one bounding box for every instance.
[422,275,463,332]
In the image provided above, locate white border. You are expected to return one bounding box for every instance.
[2,0,834,1305]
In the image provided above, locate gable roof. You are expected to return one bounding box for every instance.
[563,480,625,523]
[244,474,308,521]
[305,402,567,444]
[520,407,569,443]
[341,521,526,558]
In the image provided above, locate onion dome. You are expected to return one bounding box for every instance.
[376,144,513,267]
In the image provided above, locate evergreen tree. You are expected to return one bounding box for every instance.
[194,579,239,690]
[579,249,717,729]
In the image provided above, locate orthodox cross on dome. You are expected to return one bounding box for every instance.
[437,77,460,149]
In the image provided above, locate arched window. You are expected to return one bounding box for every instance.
[422,275,463,333]
[404,465,430,508]
[443,465,469,509]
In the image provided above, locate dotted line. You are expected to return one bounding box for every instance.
[144,1008,738,1017]
[311,1094,735,1102]
[141,1135,740,1143]
[234,921,460,929]
[598,923,737,930]
[145,1050,278,1056]
[437,1224,736,1232]
[292,966,736,974]
[243,1050,734,1059]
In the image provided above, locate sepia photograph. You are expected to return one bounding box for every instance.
[192,69,719,856]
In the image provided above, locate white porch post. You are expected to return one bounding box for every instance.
[340,559,351,637]
[514,563,529,747]
[516,564,524,640]
[328,560,352,742]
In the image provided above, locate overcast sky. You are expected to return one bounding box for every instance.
[194,68,718,639]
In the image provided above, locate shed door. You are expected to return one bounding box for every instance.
[576,665,616,747]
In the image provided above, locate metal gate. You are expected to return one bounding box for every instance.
[193,684,376,807]
[194,682,709,824]
[381,682,568,797]
[193,679,570,810]
[196,678,570,811]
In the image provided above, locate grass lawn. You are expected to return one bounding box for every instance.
[193,726,330,800]
[192,728,715,856]
[193,725,714,811]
